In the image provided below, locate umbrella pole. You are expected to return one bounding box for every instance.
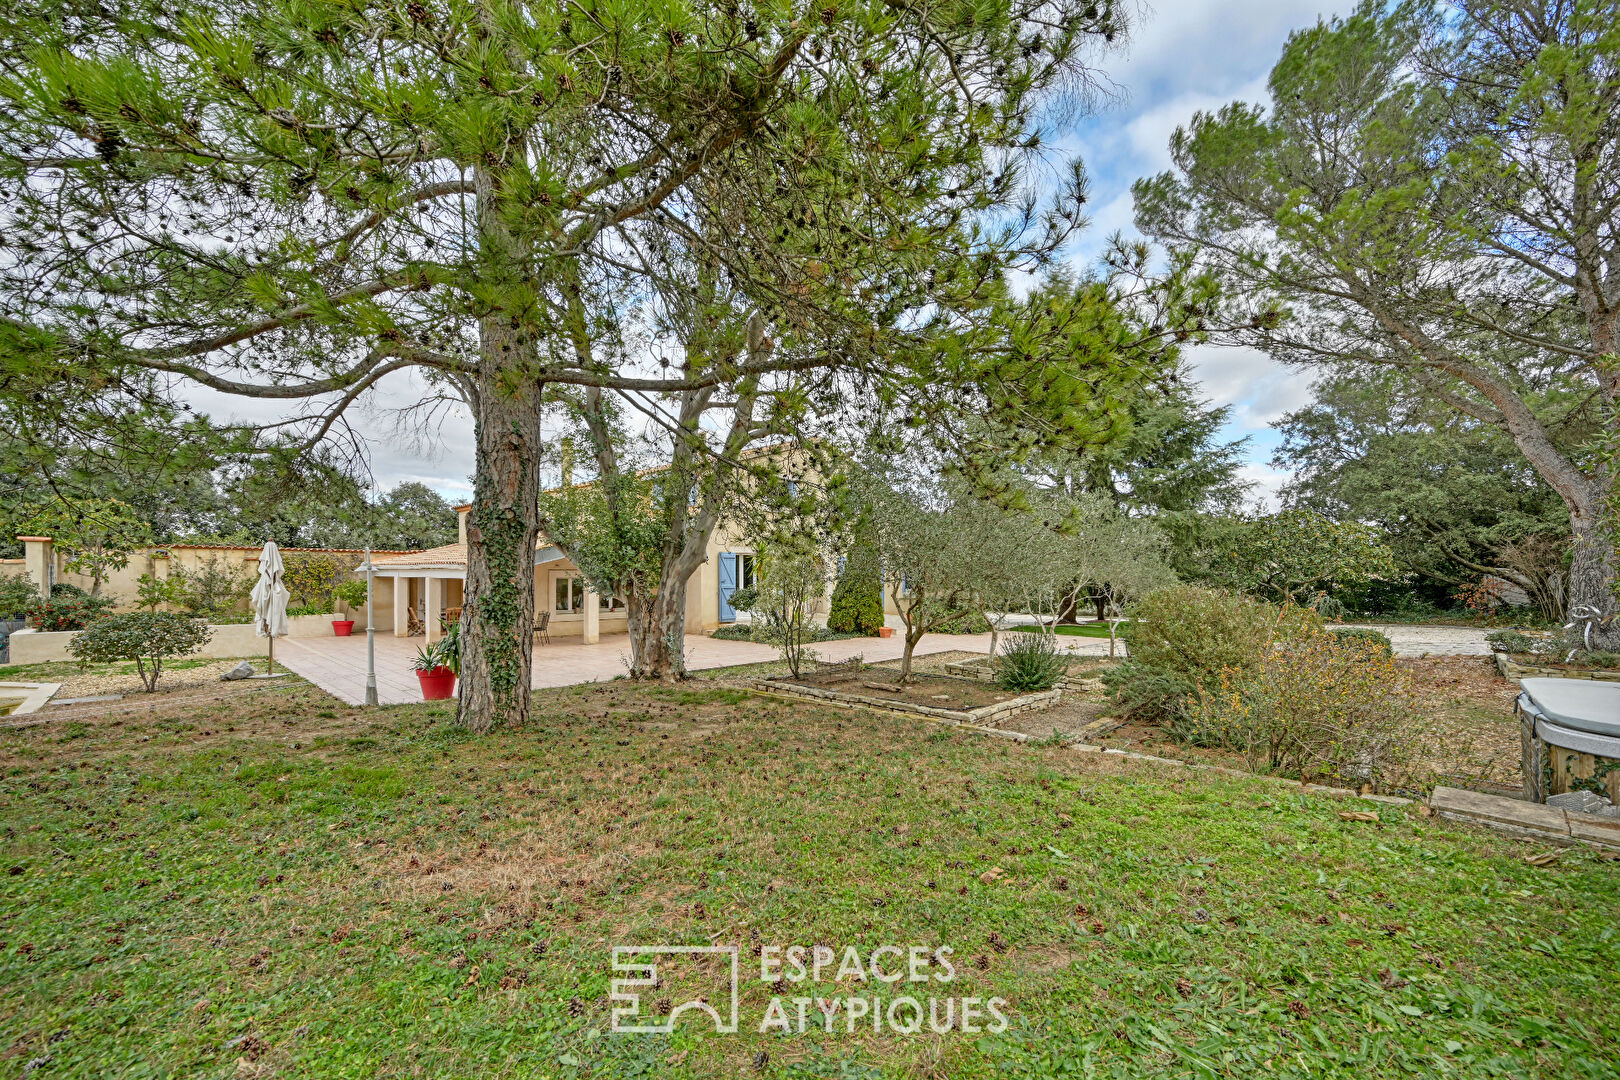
[268,635,275,676]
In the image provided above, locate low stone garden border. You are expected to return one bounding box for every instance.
[754,676,1063,728]
[1495,652,1620,683]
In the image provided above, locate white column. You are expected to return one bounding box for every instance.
[393,575,409,637]
[425,577,442,644]
[19,536,53,593]
[582,581,600,644]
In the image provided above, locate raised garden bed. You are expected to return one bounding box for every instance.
[756,667,1061,729]
[1495,652,1620,683]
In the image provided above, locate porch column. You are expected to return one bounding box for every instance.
[18,536,53,594]
[425,576,442,644]
[582,582,600,644]
[393,575,409,637]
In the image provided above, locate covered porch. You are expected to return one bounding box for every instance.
[363,542,628,646]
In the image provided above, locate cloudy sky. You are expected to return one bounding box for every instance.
[1060,0,1347,504]
[191,0,1344,507]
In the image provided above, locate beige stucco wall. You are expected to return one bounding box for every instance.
[16,541,380,616]
[8,612,339,665]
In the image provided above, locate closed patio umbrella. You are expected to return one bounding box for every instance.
[251,540,291,673]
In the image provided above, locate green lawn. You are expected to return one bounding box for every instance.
[1007,622,1123,638]
[1,681,1615,1078]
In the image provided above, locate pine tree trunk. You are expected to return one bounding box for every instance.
[455,159,543,733]
[1568,496,1619,649]
[457,375,542,733]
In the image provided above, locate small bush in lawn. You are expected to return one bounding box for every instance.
[1185,631,1416,788]
[994,633,1066,691]
[66,611,210,691]
[1328,627,1393,657]
[1105,585,1319,724]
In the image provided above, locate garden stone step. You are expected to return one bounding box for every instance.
[1427,785,1620,850]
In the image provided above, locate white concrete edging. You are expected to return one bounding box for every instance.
[0,681,61,715]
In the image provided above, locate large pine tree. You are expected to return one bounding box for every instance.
[3,0,1140,728]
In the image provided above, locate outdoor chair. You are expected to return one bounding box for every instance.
[534,610,551,645]
[444,606,462,628]
[406,606,425,637]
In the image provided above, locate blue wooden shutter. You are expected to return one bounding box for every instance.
[718,552,738,621]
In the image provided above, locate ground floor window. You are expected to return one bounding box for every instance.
[737,552,758,591]
[551,572,623,613]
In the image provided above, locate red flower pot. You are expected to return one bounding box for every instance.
[332,620,355,636]
[416,666,456,700]
[876,626,894,638]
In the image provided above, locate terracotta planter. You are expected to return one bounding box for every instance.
[416,666,456,700]
[332,620,355,637]
[876,627,895,638]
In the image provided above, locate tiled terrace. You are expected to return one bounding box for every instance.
[274,622,1489,707]
[275,629,1025,706]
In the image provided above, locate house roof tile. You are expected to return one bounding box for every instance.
[368,543,470,568]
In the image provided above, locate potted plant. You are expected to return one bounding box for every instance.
[412,637,456,700]
[332,579,368,636]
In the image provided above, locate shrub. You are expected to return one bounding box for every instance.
[335,579,369,611]
[135,572,182,611]
[994,632,1067,691]
[1327,627,1393,657]
[1184,631,1416,789]
[1105,586,1319,723]
[1485,629,1551,656]
[170,556,255,620]
[286,604,328,617]
[66,611,210,692]
[0,575,40,620]
[827,548,885,635]
[1103,663,1200,730]
[26,589,115,631]
[282,551,355,611]
[932,606,992,634]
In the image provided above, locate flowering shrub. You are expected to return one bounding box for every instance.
[1186,631,1416,788]
[26,590,115,631]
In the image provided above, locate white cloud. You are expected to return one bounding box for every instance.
[1237,463,1296,511]
[1184,344,1317,428]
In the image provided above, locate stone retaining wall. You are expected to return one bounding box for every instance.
[1495,652,1620,682]
[7,613,339,664]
